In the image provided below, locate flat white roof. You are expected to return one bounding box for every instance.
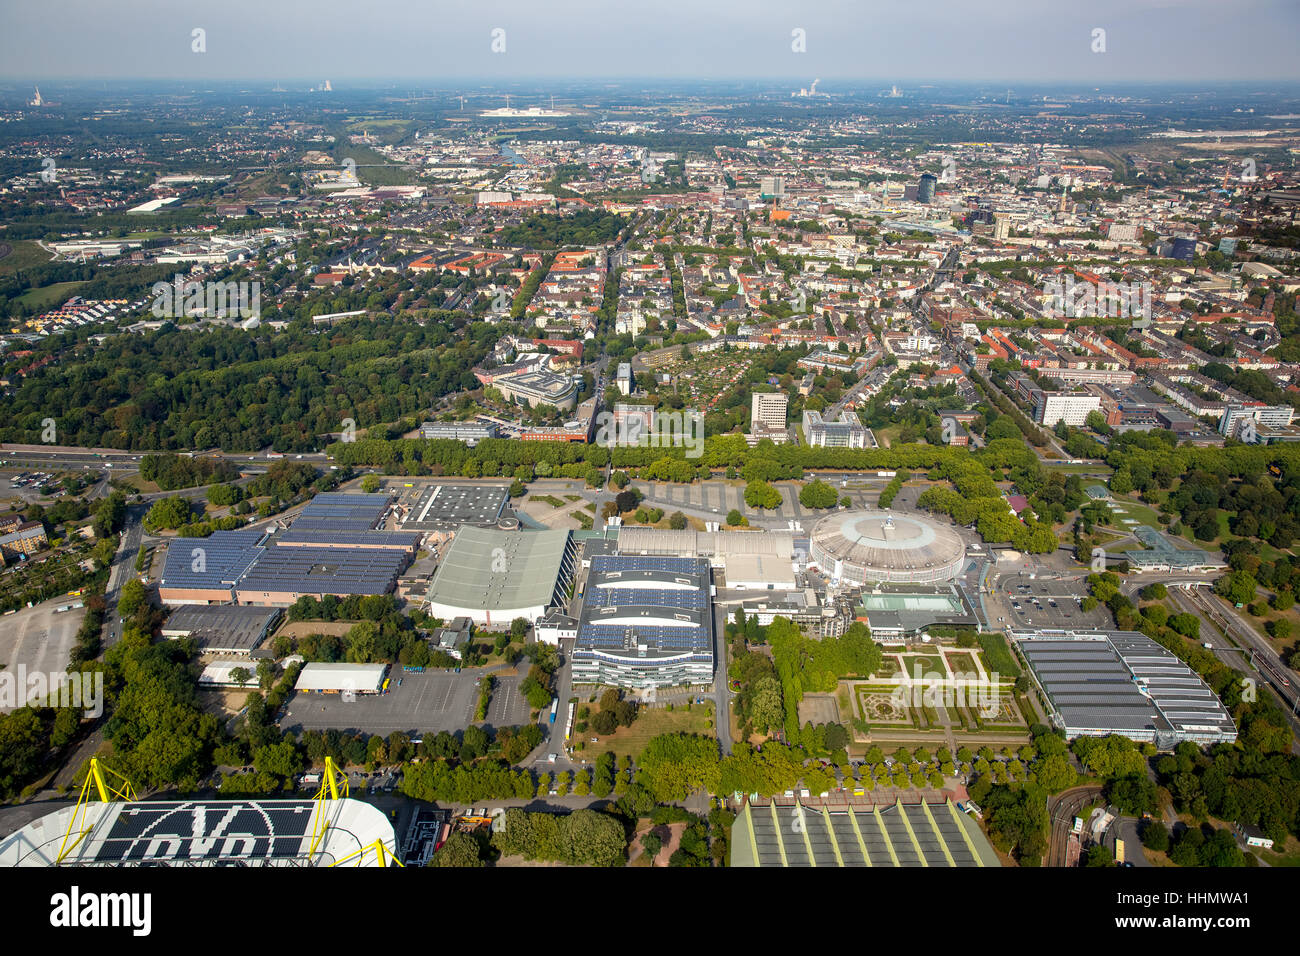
[295,662,387,693]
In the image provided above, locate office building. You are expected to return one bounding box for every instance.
[803,409,870,448]
[749,391,790,444]
[917,173,937,205]
[419,421,498,443]
[1033,391,1101,427]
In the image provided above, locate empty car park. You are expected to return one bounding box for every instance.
[280,668,481,737]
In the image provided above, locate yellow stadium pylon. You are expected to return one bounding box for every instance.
[308,756,349,860]
[331,839,403,868]
[314,756,348,801]
[57,758,137,865]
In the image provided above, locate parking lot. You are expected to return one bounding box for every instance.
[485,674,531,727]
[995,581,1112,631]
[279,669,481,737]
[0,598,85,713]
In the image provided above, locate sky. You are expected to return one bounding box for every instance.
[1,0,1298,86]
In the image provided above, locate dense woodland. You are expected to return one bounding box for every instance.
[0,315,497,452]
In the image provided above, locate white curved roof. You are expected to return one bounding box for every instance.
[0,798,395,867]
[811,510,965,579]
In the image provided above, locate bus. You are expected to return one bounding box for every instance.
[548,698,559,724]
[1114,838,1125,865]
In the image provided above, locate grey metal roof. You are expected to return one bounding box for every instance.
[425,525,573,612]
[1014,629,1236,743]
[160,604,281,651]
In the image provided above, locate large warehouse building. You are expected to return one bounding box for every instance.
[159,495,414,607]
[233,545,407,606]
[1014,629,1237,747]
[424,526,577,627]
[615,526,796,590]
[572,554,714,689]
[158,529,268,604]
[810,510,966,585]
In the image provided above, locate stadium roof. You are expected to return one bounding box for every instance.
[730,800,1001,867]
[293,493,390,531]
[159,529,266,591]
[425,526,573,614]
[1014,629,1237,745]
[0,798,395,867]
[810,510,965,583]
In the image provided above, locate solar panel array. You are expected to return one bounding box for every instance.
[236,545,405,596]
[160,529,266,590]
[737,802,992,867]
[293,493,390,531]
[278,528,420,549]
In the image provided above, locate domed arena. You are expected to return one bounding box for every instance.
[809,510,966,585]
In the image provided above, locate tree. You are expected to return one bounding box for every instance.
[669,511,688,530]
[591,709,618,736]
[726,508,746,526]
[799,479,838,510]
[1141,820,1170,853]
[360,474,381,493]
[641,829,663,860]
[118,578,147,618]
[1084,845,1114,867]
[744,480,782,510]
[431,831,484,867]
[561,809,626,866]
[1034,754,1077,793]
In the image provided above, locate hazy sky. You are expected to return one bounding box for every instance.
[2,0,1298,85]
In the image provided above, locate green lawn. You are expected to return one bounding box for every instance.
[0,239,54,275]
[576,702,715,761]
[14,280,84,311]
[1258,836,1300,867]
[1106,496,1163,529]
